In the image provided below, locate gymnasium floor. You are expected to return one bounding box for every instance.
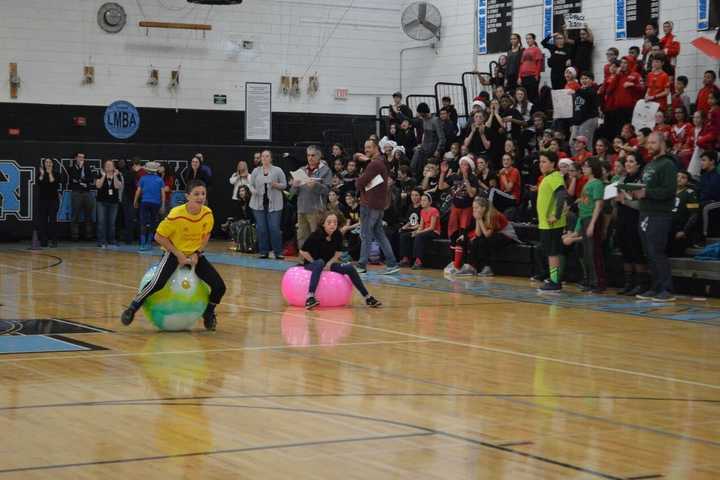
[0,244,719,479]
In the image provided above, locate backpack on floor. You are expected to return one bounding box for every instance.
[231,220,257,253]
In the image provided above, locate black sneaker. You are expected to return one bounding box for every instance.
[636,290,657,300]
[258,254,269,259]
[121,306,137,326]
[365,296,382,308]
[626,285,646,296]
[538,281,562,292]
[305,296,320,310]
[202,307,217,331]
[651,291,676,302]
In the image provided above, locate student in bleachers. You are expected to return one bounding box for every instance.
[408,193,441,270]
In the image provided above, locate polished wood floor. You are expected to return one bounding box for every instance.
[0,244,719,479]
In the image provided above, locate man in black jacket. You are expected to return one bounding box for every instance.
[68,152,96,241]
[388,92,413,126]
[631,132,678,302]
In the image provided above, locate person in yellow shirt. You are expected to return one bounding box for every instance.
[121,180,226,330]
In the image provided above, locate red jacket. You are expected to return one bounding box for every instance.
[698,107,720,150]
[646,70,670,110]
[600,73,620,111]
[614,70,644,110]
[660,34,680,62]
[670,122,694,152]
[696,84,720,116]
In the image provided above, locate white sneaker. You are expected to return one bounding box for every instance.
[478,266,494,277]
[443,263,458,275]
[456,264,477,276]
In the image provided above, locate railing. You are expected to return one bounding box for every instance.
[461,69,493,113]
[405,94,438,115]
[434,82,469,121]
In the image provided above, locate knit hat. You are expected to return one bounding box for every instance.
[558,158,574,168]
[565,66,577,78]
[459,155,476,173]
[574,135,588,145]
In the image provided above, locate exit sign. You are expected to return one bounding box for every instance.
[335,88,348,100]
[213,94,227,105]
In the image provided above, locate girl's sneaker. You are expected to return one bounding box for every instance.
[366,296,382,308]
[305,296,320,310]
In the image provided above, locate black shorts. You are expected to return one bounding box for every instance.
[539,227,564,257]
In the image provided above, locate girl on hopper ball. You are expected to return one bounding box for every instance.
[300,212,381,310]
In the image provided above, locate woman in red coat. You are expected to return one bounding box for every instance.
[698,91,720,151]
[670,106,694,168]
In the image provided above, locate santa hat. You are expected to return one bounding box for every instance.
[459,155,476,173]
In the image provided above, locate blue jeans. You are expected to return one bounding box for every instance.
[358,205,397,268]
[639,213,673,294]
[96,201,119,245]
[304,260,369,297]
[139,202,161,239]
[253,209,283,256]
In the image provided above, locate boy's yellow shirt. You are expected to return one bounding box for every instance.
[156,204,214,255]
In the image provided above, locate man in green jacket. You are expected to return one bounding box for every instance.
[631,132,678,302]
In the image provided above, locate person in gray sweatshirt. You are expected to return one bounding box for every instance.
[410,102,446,179]
[290,145,333,248]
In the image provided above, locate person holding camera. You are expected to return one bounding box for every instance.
[95,159,124,248]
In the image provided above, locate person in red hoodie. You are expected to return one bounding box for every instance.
[611,57,645,135]
[603,48,620,83]
[698,90,720,151]
[599,60,621,137]
[659,21,680,70]
[572,136,592,165]
[645,54,671,112]
[518,33,543,104]
[696,71,720,116]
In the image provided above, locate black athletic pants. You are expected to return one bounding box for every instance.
[133,251,226,307]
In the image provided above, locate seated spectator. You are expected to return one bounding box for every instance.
[397,189,423,267]
[653,110,672,138]
[671,76,691,114]
[563,67,581,92]
[499,95,525,144]
[340,192,361,260]
[669,170,700,256]
[325,190,347,226]
[396,119,418,154]
[695,71,719,116]
[407,193,441,270]
[700,151,720,204]
[449,197,519,276]
[514,87,536,124]
[338,158,359,199]
[475,156,497,195]
[230,160,251,210]
[395,165,417,216]
[572,136,592,165]
[594,138,614,169]
[489,153,521,211]
[698,91,720,151]
[670,106,693,165]
[463,111,492,157]
[441,96,459,124]
[439,156,479,238]
[522,112,546,156]
[420,163,441,203]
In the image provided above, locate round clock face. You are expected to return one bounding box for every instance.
[98,3,126,33]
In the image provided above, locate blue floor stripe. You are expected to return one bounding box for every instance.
[0,336,89,354]
[23,244,720,326]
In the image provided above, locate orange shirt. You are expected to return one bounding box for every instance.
[646,70,670,110]
[499,167,521,202]
[572,150,592,166]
